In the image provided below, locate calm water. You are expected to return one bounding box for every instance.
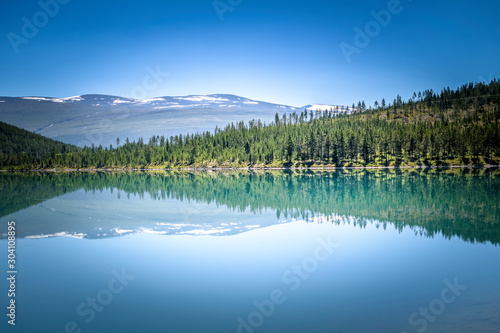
[0,168,499,333]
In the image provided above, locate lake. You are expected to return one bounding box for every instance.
[0,168,499,333]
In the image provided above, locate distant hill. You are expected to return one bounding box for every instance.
[0,94,324,147]
[11,78,496,170]
[1,79,498,169]
[0,121,77,167]
[1,169,498,245]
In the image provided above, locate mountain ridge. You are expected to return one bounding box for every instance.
[1,93,346,110]
[0,93,347,147]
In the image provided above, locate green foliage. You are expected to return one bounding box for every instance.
[1,168,499,244]
[1,79,499,169]
[0,121,79,168]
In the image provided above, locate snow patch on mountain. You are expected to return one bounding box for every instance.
[305,104,352,113]
[62,96,84,102]
[139,98,166,103]
[307,104,336,111]
[113,98,134,104]
[21,97,55,101]
[175,96,230,102]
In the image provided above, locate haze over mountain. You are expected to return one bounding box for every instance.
[0,94,348,147]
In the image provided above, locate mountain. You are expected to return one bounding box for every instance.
[0,94,335,147]
[304,104,352,112]
[1,169,498,243]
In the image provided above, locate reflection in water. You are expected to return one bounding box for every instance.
[0,168,499,244]
[0,168,499,333]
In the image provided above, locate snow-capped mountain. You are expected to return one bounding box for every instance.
[304,104,352,113]
[12,219,294,240]
[0,94,344,147]
[9,94,298,110]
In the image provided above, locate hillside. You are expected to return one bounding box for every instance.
[1,79,499,169]
[1,169,498,244]
[0,121,78,167]
[0,94,327,147]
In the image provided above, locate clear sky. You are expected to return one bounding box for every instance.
[1,0,499,107]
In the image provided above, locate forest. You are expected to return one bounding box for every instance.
[0,120,78,166]
[1,79,499,169]
[1,168,499,244]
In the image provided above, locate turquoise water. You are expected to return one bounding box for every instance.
[0,169,499,333]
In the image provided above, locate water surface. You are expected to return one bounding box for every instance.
[0,168,499,333]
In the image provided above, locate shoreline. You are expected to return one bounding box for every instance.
[1,164,499,173]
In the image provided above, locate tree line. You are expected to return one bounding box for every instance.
[1,168,499,244]
[1,79,499,169]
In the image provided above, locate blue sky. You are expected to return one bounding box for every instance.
[0,0,499,107]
